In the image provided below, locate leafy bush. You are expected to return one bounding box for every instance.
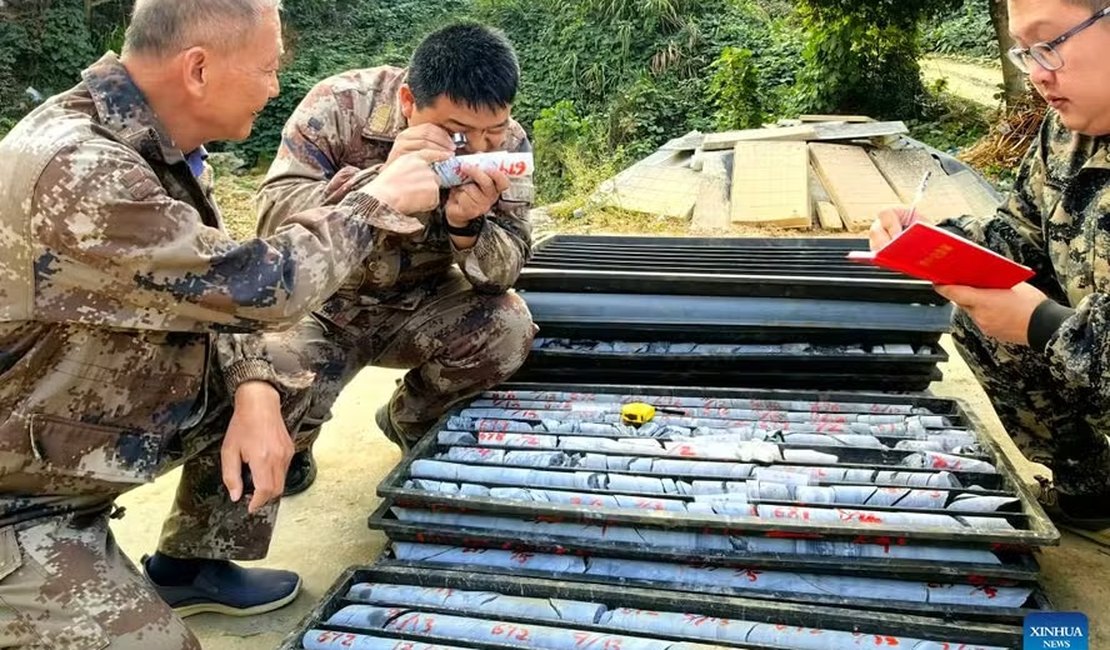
[0,0,97,129]
[0,0,1000,208]
[708,47,764,130]
[792,0,961,119]
[532,100,589,203]
[924,0,998,59]
[908,80,992,154]
[227,0,469,164]
[468,0,782,200]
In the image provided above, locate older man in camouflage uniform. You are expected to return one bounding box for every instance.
[873,0,1110,530]
[0,0,446,646]
[257,23,537,494]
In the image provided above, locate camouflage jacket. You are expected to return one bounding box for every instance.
[256,66,534,324]
[0,54,421,519]
[942,110,1110,403]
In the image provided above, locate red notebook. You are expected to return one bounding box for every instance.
[847,222,1034,289]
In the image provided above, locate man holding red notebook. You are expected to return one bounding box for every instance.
[871,0,1110,533]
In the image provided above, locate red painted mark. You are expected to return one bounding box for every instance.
[764,530,824,540]
[773,625,823,635]
[392,613,435,634]
[968,575,1000,599]
[573,632,623,649]
[851,536,908,553]
[838,509,884,524]
[682,613,729,627]
[772,506,810,521]
[473,419,511,433]
[498,160,529,176]
[932,455,954,469]
[314,631,357,647]
[491,623,532,641]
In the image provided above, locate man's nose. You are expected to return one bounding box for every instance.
[1028,60,1056,87]
[466,139,493,154]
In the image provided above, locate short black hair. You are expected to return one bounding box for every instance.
[408,23,520,111]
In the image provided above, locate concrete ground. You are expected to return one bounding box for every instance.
[111,337,1110,649]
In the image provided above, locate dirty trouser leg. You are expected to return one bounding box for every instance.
[368,273,537,441]
[0,514,200,650]
[952,309,1110,495]
[155,324,324,560]
[263,315,368,453]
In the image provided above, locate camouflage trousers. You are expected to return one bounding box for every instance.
[952,308,1110,496]
[0,340,316,650]
[269,271,537,447]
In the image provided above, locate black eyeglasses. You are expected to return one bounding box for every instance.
[1008,6,1110,73]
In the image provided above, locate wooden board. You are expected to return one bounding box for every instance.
[869,148,978,222]
[869,148,945,202]
[808,170,841,230]
[595,164,700,218]
[950,170,1004,217]
[812,121,908,142]
[701,122,905,151]
[638,148,691,168]
[703,125,817,151]
[809,168,831,204]
[689,148,705,172]
[809,143,901,230]
[800,114,876,123]
[692,151,731,231]
[659,130,705,151]
[731,141,811,228]
[815,201,845,231]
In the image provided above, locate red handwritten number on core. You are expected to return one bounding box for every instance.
[574,632,623,649]
[314,631,357,647]
[491,624,532,641]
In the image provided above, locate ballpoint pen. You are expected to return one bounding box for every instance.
[902,169,932,227]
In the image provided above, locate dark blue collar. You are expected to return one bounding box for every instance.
[185,147,209,177]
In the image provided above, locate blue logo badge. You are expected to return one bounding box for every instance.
[1024,612,1088,649]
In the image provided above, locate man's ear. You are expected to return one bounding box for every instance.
[181,47,208,97]
[399,84,416,120]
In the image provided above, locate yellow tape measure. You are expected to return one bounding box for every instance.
[621,402,657,426]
